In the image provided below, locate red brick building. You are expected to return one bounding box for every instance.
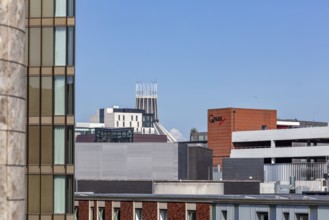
[208,108,277,166]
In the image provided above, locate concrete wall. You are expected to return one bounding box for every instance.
[0,0,26,219]
[153,182,224,195]
[233,126,329,143]
[76,143,179,180]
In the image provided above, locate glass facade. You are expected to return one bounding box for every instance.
[27,0,75,219]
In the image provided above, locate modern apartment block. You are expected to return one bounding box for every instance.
[26,0,75,219]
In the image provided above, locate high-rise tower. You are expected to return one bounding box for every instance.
[136,81,158,121]
[135,82,177,142]
[26,0,75,219]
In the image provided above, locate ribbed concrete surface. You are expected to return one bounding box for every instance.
[0,0,26,219]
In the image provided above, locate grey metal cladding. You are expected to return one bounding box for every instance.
[75,143,179,180]
[223,158,264,181]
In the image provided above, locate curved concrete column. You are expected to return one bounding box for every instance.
[0,0,26,219]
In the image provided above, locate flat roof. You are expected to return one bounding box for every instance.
[75,193,329,206]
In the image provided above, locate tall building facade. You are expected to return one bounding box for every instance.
[0,0,26,219]
[136,81,158,121]
[26,0,75,219]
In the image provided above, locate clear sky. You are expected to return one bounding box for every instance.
[76,0,329,140]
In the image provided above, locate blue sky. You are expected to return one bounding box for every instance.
[76,0,329,139]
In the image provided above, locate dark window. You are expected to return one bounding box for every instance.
[283,213,289,220]
[257,212,268,220]
[187,211,196,220]
[67,76,74,115]
[222,210,227,220]
[262,125,267,130]
[29,77,40,116]
[114,208,120,220]
[296,214,308,220]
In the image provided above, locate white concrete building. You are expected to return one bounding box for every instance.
[91,107,155,134]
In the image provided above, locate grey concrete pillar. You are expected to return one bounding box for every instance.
[0,0,26,219]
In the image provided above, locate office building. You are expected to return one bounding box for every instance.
[26,0,75,219]
[0,1,26,219]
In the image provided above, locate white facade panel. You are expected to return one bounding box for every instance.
[233,127,329,143]
[231,146,329,158]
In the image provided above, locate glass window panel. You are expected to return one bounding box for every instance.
[30,0,41,17]
[42,0,54,17]
[74,207,79,220]
[55,0,66,16]
[68,0,75,16]
[41,76,53,116]
[54,76,65,115]
[55,27,66,66]
[28,126,40,164]
[42,28,54,66]
[89,207,94,220]
[54,176,66,213]
[66,176,74,213]
[135,209,142,220]
[98,208,105,220]
[29,28,41,66]
[41,175,53,213]
[41,126,52,164]
[113,209,120,220]
[28,77,40,116]
[160,210,167,220]
[28,175,40,213]
[67,76,74,115]
[66,126,74,164]
[67,27,75,66]
[54,126,65,164]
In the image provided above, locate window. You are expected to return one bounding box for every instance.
[67,76,74,114]
[283,213,289,220]
[137,122,140,127]
[130,122,132,127]
[123,115,125,121]
[30,0,41,17]
[116,121,119,127]
[29,76,40,116]
[123,122,125,127]
[98,207,105,220]
[68,0,75,16]
[296,214,308,220]
[187,211,196,220]
[55,27,66,66]
[41,126,52,164]
[113,208,120,220]
[221,210,227,220]
[28,175,40,213]
[257,212,268,220]
[67,27,75,65]
[74,207,79,220]
[41,175,53,213]
[159,210,167,220]
[131,115,133,121]
[42,0,54,17]
[66,176,74,213]
[66,126,74,164]
[118,115,120,121]
[54,76,65,115]
[54,126,65,164]
[42,27,54,66]
[136,115,138,121]
[54,176,66,213]
[135,209,142,220]
[28,126,40,164]
[41,77,52,116]
[262,125,267,130]
[55,0,66,16]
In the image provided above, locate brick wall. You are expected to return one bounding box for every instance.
[168,202,185,220]
[93,201,97,220]
[208,108,277,166]
[142,202,157,220]
[197,203,210,220]
[105,201,112,220]
[121,201,133,219]
[79,201,89,220]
